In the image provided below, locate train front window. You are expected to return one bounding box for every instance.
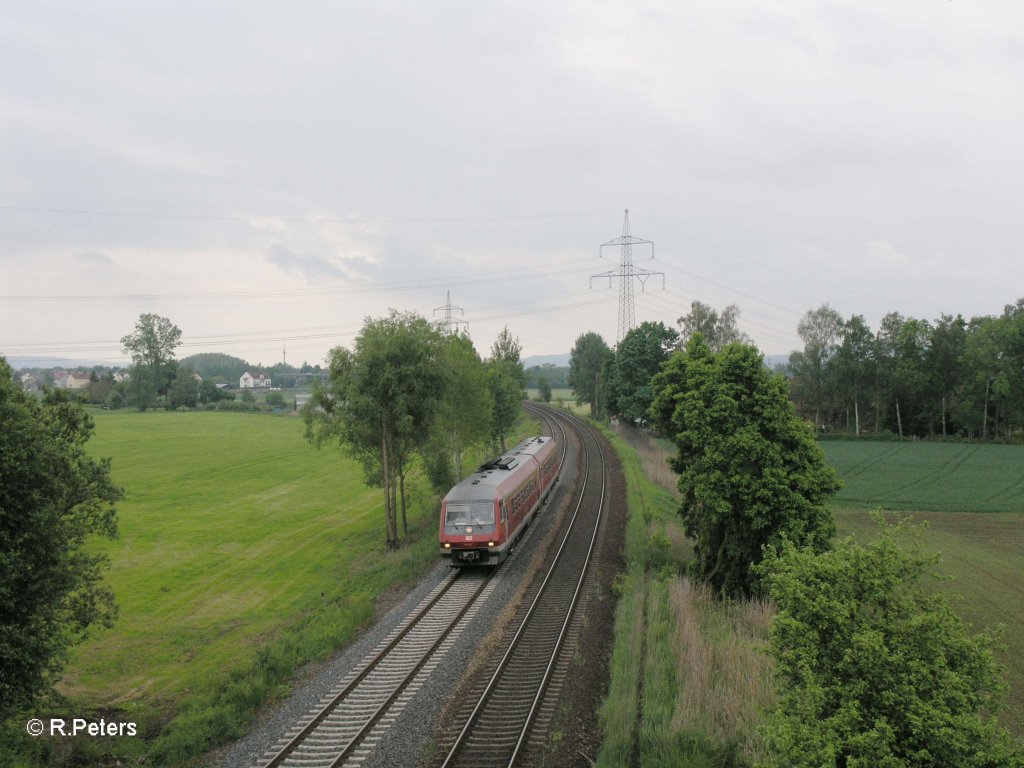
[445,502,495,526]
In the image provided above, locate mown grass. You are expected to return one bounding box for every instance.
[9,408,539,766]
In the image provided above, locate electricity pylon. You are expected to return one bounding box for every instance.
[433,290,469,335]
[591,209,663,344]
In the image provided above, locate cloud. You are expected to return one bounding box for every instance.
[75,251,115,269]
[266,243,347,282]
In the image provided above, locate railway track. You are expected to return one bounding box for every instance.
[253,569,494,768]
[438,405,609,768]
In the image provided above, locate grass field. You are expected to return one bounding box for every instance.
[11,408,538,766]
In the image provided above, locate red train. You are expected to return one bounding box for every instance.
[440,436,559,566]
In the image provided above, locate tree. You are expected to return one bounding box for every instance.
[569,331,613,418]
[928,314,966,437]
[120,314,182,410]
[485,327,526,451]
[537,374,552,403]
[0,358,122,719]
[832,315,875,435]
[758,516,1022,768]
[677,301,752,352]
[607,320,678,425]
[304,311,447,548]
[790,304,844,429]
[491,325,524,372]
[168,366,199,410]
[649,336,838,597]
[437,333,493,478]
[487,359,524,452]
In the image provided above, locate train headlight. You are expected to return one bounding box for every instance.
[488,541,495,547]
[444,542,451,549]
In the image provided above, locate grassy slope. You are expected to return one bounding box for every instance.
[597,427,772,768]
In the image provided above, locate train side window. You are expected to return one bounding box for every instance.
[501,502,508,522]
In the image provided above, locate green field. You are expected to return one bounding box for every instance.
[823,440,1024,737]
[822,440,1024,513]
[24,409,464,765]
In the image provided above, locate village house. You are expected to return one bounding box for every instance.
[239,371,272,389]
[65,372,92,391]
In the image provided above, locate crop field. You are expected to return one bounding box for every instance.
[821,440,1024,513]
[42,409,462,764]
[824,440,1024,737]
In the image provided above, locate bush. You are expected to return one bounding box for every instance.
[757,515,1022,767]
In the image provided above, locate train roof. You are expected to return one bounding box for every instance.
[444,436,553,502]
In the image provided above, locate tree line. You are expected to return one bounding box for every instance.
[788,299,1024,440]
[304,310,526,550]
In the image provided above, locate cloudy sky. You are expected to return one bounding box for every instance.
[2,1,1022,367]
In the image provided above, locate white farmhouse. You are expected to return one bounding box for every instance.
[240,371,272,389]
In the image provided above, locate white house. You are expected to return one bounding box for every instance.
[240,371,272,389]
[65,372,92,391]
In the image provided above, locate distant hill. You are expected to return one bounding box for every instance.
[179,353,250,382]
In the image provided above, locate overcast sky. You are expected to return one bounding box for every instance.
[2,1,1023,367]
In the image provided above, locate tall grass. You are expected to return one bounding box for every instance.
[669,578,774,764]
[597,425,774,768]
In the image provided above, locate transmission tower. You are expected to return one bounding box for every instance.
[591,209,664,344]
[433,290,469,335]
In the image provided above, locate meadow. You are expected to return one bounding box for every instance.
[15,409,536,766]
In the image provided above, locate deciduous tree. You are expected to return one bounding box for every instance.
[0,358,122,718]
[607,320,678,425]
[120,313,182,410]
[789,304,843,429]
[650,337,838,597]
[677,301,751,352]
[304,312,447,548]
[569,331,612,418]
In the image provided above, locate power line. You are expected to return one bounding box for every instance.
[0,204,615,225]
[0,258,595,303]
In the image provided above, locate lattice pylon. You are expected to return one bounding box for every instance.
[590,209,663,344]
[433,290,469,335]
